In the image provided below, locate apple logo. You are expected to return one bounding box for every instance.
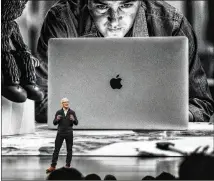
[110,74,123,89]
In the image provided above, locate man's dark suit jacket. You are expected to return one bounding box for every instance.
[53,108,78,134]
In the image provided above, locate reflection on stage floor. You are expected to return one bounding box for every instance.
[2,156,182,180]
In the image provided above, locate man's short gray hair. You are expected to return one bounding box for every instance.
[61,97,69,103]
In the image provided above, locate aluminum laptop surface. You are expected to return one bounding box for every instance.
[48,37,188,130]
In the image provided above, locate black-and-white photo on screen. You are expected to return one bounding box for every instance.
[1,1,214,180]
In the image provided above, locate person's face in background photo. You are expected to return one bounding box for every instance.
[88,0,141,38]
[61,100,69,109]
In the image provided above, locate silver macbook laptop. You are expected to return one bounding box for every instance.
[48,37,188,130]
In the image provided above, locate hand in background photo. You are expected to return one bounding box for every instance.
[189,111,194,122]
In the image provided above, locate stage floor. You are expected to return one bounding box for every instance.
[2,156,182,180]
[2,123,214,180]
[2,122,214,156]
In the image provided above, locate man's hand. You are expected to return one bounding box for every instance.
[56,115,62,120]
[70,115,75,121]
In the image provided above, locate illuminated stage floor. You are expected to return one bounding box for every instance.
[2,123,214,156]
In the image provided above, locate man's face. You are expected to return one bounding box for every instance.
[62,101,69,109]
[88,0,140,38]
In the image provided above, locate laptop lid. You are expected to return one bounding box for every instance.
[48,37,188,130]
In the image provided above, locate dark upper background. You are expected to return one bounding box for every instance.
[16,0,214,98]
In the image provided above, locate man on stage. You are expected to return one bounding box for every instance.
[46,98,78,173]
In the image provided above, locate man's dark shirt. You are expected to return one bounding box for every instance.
[36,0,214,122]
[53,108,78,133]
